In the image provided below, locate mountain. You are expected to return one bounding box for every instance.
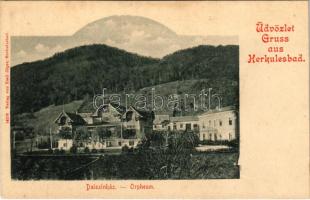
[11,44,158,115]
[11,15,238,66]
[11,44,239,117]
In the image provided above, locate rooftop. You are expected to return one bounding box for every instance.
[199,106,236,116]
[170,115,199,122]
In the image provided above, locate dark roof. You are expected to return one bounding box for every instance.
[110,103,126,114]
[198,106,236,116]
[153,115,170,124]
[65,112,86,124]
[130,106,154,119]
[93,103,126,116]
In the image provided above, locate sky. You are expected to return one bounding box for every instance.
[8,2,241,66]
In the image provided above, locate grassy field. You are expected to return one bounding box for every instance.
[13,100,84,135]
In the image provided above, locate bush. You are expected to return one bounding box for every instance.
[47,148,53,154]
[122,145,129,153]
[70,145,78,154]
[37,141,50,149]
[91,149,98,153]
[54,149,65,154]
[199,139,239,148]
[84,147,90,153]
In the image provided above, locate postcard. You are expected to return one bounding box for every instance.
[0,1,309,198]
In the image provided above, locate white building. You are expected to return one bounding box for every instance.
[153,115,170,131]
[198,106,238,141]
[167,116,199,132]
[58,139,73,151]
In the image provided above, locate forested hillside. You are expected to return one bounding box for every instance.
[11,44,239,116]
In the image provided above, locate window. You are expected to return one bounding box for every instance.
[219,120,222,126]
[193,124,199,131]
[229,133,232,140]
[185,123,191,130]
[118,141,122,146]
[214,120,217,127]
[229,118,233,125]
[209,133,212,140]
[202,123,205,129]
[180,123,183,128]
[129,141,135,146]
[125,111,133,121]
[60,116,66,125]
[209,120,211,126]
[203,134,205,140]
[63,143,67,147]
[173,123,177,130]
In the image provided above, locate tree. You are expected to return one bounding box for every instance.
[75,127,90,140]
[96,127,111,139]
[70,145,78,154]
[58,127,72,139]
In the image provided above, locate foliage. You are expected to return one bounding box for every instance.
[11,44,238,115]
[54,149,65,154]
[75,127,90,140]
[95,127,112,139]
[58,127,72,139]
[37,141,51,149]
[70,145,78,154]
[84,147,90,153]
[121,145,129,153]
[167,130,200,151]
[199,139,239,148]
[91,149,98,153]
[122,129,136,139]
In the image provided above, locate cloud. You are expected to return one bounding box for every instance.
[52,44,63,53]
[104,38,118,46]
[16,50,27,58]
[35,43,50,53]
[34,43,63,55]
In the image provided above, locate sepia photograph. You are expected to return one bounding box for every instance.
[1,1,308,198]
[10,15,239,180]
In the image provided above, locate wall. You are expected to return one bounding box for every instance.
[198,110,237,141]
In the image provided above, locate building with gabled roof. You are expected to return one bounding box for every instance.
[122,106,154,138]
[153,114,170,130]
[167,115,200,132]
[54,111,86,127]
[54,104,155,151]
[91,103,126,124]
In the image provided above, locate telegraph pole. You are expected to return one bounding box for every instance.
[49,127,52,149]
[120,123,123,139]
[208,88,212,110]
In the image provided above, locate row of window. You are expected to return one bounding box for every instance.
[202,118,233,128]
[107,140,135,147]
[62,140,136,148]
[169,123,199,131]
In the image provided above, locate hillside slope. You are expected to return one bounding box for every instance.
[11,44,239,116]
